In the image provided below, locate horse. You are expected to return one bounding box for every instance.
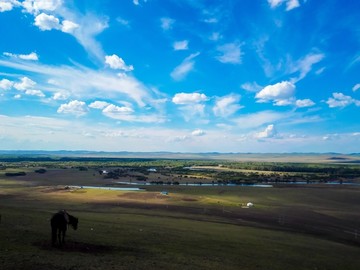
[51,210,78,246]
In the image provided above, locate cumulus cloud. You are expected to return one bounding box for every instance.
[326,93,360,108]
[352,83,360,92]
[170,52,199,80]
[103,104,134,115]
[191,129,206,136]
[89,101,111,109]
[22,0,62,14]
[53,92,69,100]
[173,40,189,51]
[102,104,165,123]
[215,42,243,64]
[172,92,208,105]
[255,81,295,105]
[0,0,18,12]
[255,124,277,139]
[0,78,13,90]
[57,100,88,116]
[61,20,79,34]
[34,12,61,30]
[105,54,134,71]
[295,99,315,108]
[14,77,36,91]
[213,94,243,117]
[25,89,45,97]
[160,17,175,30]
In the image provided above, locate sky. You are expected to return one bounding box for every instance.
[0,0,359,153]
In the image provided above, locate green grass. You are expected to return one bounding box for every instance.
[1,165,360,269]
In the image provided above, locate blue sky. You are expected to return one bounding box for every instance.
[0,0,359,153]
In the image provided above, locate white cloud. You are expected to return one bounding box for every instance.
[233,110,289,129]
[241,82,262,92]
[102,104,165,123]
[14,94,21,99]
[268,0,283,8]
[213,94,243,117]
[255,124,277,139]
[326,93,360,108]
[352,83,360,92]
[105,54,134,71]
[4,51,39,61]
[209,32,222,41]
[22,0,62,14]
[172,92,208,105]
[0,58,152,107]
[14,77,36,90]
[290,53,325,82]
[255,81,295,105]
[19,52,39,60]
[0,78,13,90]
[192,129,206,136]
[34,12,61,30]
[286,0,300,10]
[57,100,88,116]
[89,101,111,109]
[61,20,79,34]
[295,99,315,108]
[268,0,301,11]
[53,92,69,100]
[103,104,134,115]
[173,40,189,51]
[132,0,147,5]
[215,42,243,64]
[116,17,130,27]
[160,17,175,30]
[170,52,200,80]
[0,0,17,12]
[25,89,45,97]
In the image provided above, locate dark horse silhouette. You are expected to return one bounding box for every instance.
[51,210,78,246]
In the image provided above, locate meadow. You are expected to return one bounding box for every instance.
[1,156,360,269]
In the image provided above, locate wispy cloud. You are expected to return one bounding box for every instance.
[215,42,243,64]
[0,58,154,107]
[4,52,39,61]
[173,40,189,51]
[267,0,301,11]
[213,94,243,117]
[170,52,200,81]
[160,17,175,31]
[289,52,325,82]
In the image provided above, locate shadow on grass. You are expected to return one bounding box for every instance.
[33,240,138,254]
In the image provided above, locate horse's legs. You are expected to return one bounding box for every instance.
[61,230,65,245]
[51,227,57,246]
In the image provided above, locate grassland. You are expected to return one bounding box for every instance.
[1,157,360,270]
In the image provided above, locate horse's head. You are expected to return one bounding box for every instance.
[70,216,78,230]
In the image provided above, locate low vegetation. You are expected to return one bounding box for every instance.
[1,154,360,269]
